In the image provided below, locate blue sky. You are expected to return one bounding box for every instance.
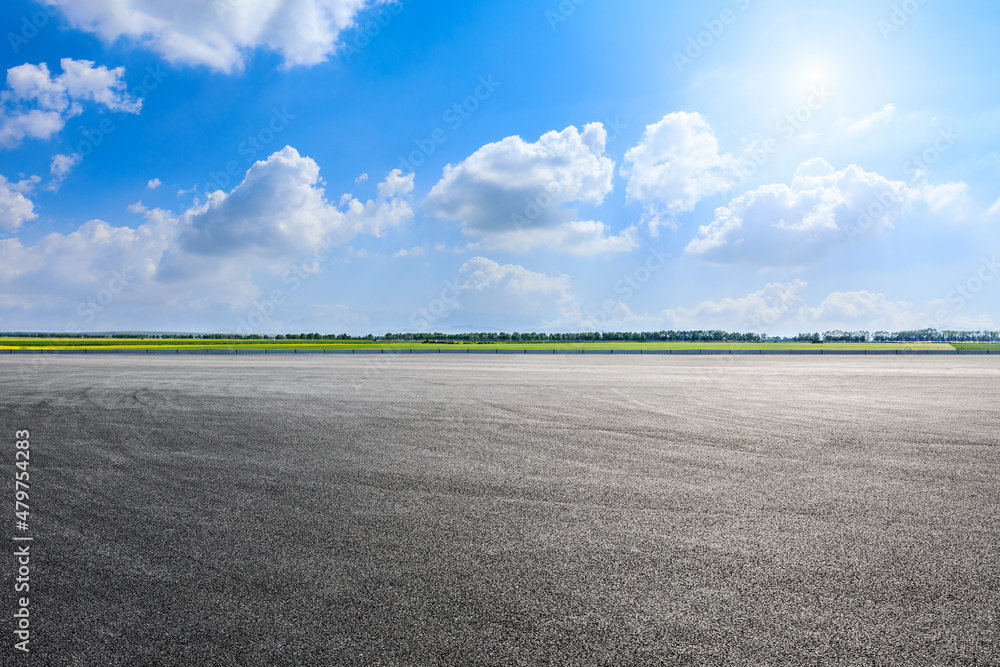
[1,0,999,335]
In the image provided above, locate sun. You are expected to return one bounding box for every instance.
[744,10,884,122]
[798,64,830,89]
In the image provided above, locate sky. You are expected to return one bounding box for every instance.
[1,0,999,336]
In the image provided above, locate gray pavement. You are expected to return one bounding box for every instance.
[1,356,998,665]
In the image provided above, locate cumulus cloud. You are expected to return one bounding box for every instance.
[393,245,425,258]
[685,158,956,268]
[454,257,576,326]
[0,174,40,231]
[922,181,969,214]
[478,221,638,256]
[408,256,576,331]
[621,112,738,231]
[147,178,161,189]
[583,281,925,334]
[843,103,897,133]
[0,146,414,325]
[802,290,914,329]
[949,314,997,330]
[0,58,140,148]
[47,152,82,191]
[424,123,634,255]
[342,246,374,259]
[0,215,177,324]
[661,280,807,331]
[458,256,571,295]
[164,146,412,267]
[44,0,381,73]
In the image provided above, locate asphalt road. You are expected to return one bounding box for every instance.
[1,356,998,665]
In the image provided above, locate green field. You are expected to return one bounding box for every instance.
[0,338,960,351]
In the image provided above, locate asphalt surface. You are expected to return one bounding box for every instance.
[1,356,998,665]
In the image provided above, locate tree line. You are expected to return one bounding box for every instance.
[796,329,1000,343]
[3,330,762,341]
[4,329,999,342]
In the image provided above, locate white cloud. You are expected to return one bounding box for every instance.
[802,290,915,329]
[56,58,143,112]
[0,146,414,324]
[0,174,40,231]
[922,181,969,216]
[393,245,425,258]
[686,158,937,268]
[949,314,997,330]
[661,280,807,330]
[843,103,897,133]
[147,178,161,189]
[0,58,141,148]
[47,152,82,191]
[989,197,1000,217]
[474,221,638,256]
[425,123,633,254]
[458,256,570,295]
[408,257,577,331]
[354,173,368,183]
[586,281,926,334]
[621,111,738,231]
[0,110,64,149]
[0,216,174,300]
[45,0,381,73]
[163,146,412,268]
[343,246,374,259]
[447,256,577,326]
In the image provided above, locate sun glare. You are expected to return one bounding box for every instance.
[799,64,829,88]
[745,10,883,122]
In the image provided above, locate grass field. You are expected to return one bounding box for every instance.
[0,337,960,351]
